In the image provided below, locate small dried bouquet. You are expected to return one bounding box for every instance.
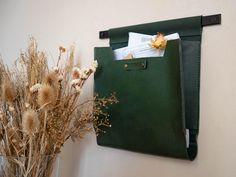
[0,38,117,177]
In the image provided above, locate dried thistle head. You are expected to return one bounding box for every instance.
[22,109,39,135]
[1,81,16,103]
[37,84,56,108]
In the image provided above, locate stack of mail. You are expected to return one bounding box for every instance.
[114,32,180,60]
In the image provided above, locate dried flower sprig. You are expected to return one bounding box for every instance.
[149,32,167,49]
[0,37,117,177]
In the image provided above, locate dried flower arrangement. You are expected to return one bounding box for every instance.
[0,38,118,177]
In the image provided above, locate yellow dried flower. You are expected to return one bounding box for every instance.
[1,82,16,103]
[37,85,56,108]
[22,109,39,135]
[150,32,167,49]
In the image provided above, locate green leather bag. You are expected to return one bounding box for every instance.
[94,16,202,160]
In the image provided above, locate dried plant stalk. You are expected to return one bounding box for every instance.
[0,38,118,177]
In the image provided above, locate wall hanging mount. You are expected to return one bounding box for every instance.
[99,14,221,39]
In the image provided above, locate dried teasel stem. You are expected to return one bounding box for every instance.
[56,46,66,67]
[2,125,12,156]
[21,109,39,177]
[24,137,33,177]
[39,110,48,153]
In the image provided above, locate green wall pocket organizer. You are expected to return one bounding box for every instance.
[94,14,221,160]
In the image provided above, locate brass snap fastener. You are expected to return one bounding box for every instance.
[124,64,128,68]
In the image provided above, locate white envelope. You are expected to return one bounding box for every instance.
[113,43,165,60]
[128,33,152,47]
[113,32,180,60]
[128,32,180,47]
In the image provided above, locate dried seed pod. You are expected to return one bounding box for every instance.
[2,82,16,103]
[37,84,56,108]
[22,109,39,135]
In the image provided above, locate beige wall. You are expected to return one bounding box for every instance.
[1,0,236,177]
